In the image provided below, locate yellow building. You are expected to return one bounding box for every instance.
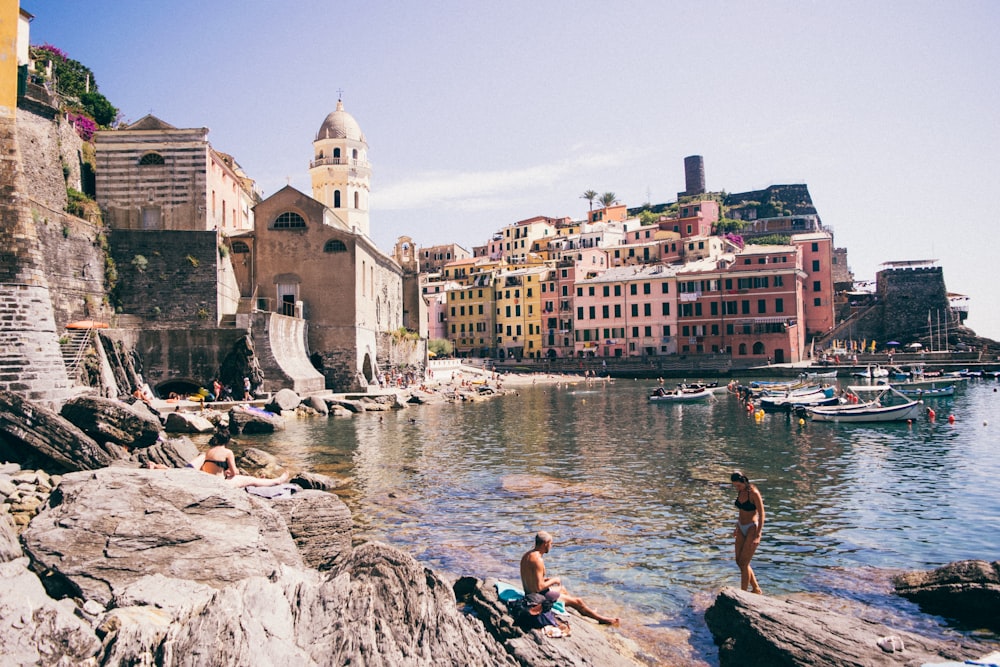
[495,266,548,360]
[447,271,496,358]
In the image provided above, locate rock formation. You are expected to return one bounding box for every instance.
[894,560,1000,632]
[704,587,988,666]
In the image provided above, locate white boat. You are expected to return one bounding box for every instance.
[649,387,713,402]
[800,369,838,379]
[894,384,955,398]
[807,386,923,423]
[760,386,839,412]
[851,364,889,379]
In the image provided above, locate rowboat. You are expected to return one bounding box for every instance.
[807,386,923,423]
[759,386,839,412]
[800,369,838,379]
[649,387,713,402]
[894,384,955,398]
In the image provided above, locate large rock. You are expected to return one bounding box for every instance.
[21,467,303,605]
[0,507,21,561]
[228,405,283,434]
[59,394,163,449]
[0,557,102,664]
[704,587,987,667]
[128,435,201,469]
[266,388,301,413]
[460,576,641,666]
[93,543,517,667]
[271,490,353,571]
[0,389,123,472]
[894,560,1000,632]
[163,411,215,434]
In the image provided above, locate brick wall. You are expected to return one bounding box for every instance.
[0,284,73,404]
[878,267,950,342]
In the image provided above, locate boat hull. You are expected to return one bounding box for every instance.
[807,400,923,423]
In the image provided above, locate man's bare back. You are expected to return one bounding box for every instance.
[520,531,619,626]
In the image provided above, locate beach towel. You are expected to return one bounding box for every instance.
[495,581,567,615]
[245,483,300,499]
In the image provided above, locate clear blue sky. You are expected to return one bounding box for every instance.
[23,1,1000,340]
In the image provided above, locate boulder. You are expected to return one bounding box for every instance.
[0,507,21,561]
[270,490,353,571]
[129,436,200,469]
[0,557,102,664]
[704,587,987,667]
[59,394,163,449]
[21,467,303,605]
[0,389,123,472]
[329,398,364,413]
[95,543,517,667]
[266,388,301,413]
[459,576,641,666]
[306,395,329,416]
[228,405,283,434]
[163,411,216,434]
[893,560,1000,632]
[292,470,349,491]
[236,447,285,478]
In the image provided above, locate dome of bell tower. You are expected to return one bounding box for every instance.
[315,100,365,143]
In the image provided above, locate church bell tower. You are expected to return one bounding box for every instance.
[309,99,371,236]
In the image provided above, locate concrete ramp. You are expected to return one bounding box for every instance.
[253,312,325,395]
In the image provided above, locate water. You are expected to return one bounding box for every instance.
[240,379,1000,665]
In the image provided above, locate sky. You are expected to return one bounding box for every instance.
[22,1,1000,339]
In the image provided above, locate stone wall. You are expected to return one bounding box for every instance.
[14,106,73,213]
[877,267,950,342]
[251,312,325,395]
[0,284,73,405]
[30,202,111,329]
[133,327,249,392]
[108,230,220,328]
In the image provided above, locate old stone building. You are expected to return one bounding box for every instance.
[95,115,259,234]
[244,101,406,391]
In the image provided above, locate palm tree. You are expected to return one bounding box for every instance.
[580,190,598,211]
[600,192,618,208]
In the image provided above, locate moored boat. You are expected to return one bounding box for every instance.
[894,384,955,398]
[649,386,713,402]
[806,386,923,423]
[759,385,839,412]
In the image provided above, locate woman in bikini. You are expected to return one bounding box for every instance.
[731,470,764,594]
[191,427,290,489]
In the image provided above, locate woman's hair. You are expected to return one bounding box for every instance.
[730,471,750,485]
[209,427,231,446]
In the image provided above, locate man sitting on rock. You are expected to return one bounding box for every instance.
[520,531,619,626]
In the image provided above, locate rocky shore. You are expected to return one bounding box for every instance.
[1,384,997,665]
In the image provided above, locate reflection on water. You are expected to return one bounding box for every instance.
[240,380,1000,665]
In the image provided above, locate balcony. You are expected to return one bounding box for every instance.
[309,157,371,169]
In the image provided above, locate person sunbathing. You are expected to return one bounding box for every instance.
[189,427,290,489]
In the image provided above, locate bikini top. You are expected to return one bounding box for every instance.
[734,494,756,512]
[204,458,229,471]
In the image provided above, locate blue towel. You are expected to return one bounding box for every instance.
[495,581,567,615]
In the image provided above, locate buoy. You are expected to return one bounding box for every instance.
[798,418,805,425]
[927,407,936,421]
[948,414,955,423]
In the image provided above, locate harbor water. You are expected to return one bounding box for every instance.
[239,378,1000,665]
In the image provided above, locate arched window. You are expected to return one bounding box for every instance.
[334,190,341,208]
[333,148,341,159]
[273,211,306,229]
[231,241,250,254]
[324,239,347,253]
[317,150,324,159]
[138,152,165,165]
[753,342,766,355]
[352,148,358,160]
[354,191,359,208]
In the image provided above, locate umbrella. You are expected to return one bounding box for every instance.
[886,341,901,346]
[906,342,923,349]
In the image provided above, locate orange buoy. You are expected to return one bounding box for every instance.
[948,414,956,423]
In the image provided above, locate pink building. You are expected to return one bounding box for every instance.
[791,232,835,336]
[573,265,679,357]
[674,244,806,363]
[658,199,719,238]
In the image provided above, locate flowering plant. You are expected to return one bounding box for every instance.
[67,112,97,141]
[34,43,67,61]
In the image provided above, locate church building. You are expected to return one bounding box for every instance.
[243,100,405,391]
